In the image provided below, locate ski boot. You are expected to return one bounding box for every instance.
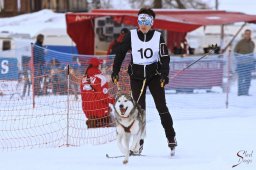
[168,137,177,156]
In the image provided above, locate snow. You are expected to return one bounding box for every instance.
[0,79,255,170]
[0,9,66,38]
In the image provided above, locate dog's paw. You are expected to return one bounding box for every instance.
[123,159,128,164]
[130,150,139,155]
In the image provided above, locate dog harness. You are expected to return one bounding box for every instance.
[120,120,135,133]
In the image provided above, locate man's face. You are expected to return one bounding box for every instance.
[244,30,252,40]
[139,24,152,34]
[138,14,153,33]
[39,37,44,44]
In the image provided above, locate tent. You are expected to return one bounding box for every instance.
[65,9,256,55]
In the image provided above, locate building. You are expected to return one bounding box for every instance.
[0,0,88,17]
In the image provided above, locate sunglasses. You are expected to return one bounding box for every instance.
[138,19,152,26]
[138,14,153,26]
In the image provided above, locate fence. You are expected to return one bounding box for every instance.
[0,45,255,151]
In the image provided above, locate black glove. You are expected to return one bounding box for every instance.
[160,74,169,87]
[111,72,119,83]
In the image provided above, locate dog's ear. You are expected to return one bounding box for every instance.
[109,103,114,112]
[114,94,120,101]
[108,103,117,118]
[126,94,134,102]
[125,94,130,100]
[132,99,139,110]
[135,102,140,109]
[128,92,137,105]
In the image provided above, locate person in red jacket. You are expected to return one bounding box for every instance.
[107,28,129,55]
[80,58,115,128]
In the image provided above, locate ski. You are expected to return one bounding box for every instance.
[106,153,146,158]
[106,154,124,158]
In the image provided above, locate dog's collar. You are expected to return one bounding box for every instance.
[120,115,129,118]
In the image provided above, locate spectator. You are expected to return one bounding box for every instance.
[69,56,81,100]
[180,38,189,57]
[107,28,129,55]
[173,42,182,55]
[234,29,255,96]
[49,58,66,95]
[80,58,114,128]
[33,34,46,95]
[21,57,31,98]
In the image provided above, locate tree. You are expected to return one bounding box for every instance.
[96,0,211,10]
[130,0,211,9]
[164,0,210,9]
[93,0,101,9]
[100,0,112,9]
[215,0,219,10]
[153,0,162,8]
[129,0,148,9]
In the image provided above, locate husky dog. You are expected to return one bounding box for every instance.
[113,94,146,164]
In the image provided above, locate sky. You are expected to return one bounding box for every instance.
[206,0,256,15]
[112,0,256,15]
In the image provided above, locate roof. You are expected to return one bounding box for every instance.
[66,9,256,32]
[65,9,256,54]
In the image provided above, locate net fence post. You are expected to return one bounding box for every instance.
[66,64,70,146]
[31,43,35,109]
[225,46,232,108]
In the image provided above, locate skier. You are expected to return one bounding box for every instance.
[111,8,177,156]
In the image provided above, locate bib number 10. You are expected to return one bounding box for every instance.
[138,48,153,59]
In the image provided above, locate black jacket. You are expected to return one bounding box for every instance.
[112,29,170,80]
[33,41,45,65]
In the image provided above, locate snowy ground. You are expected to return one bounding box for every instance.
[0,79,255,170]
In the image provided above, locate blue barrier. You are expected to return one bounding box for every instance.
[0,57,19,80]
[44,45,78,63]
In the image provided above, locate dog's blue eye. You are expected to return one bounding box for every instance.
[124,100,127,102]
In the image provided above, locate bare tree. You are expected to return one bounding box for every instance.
[175,0,186,9]
[106,0,211,10]
[93,0,101,9]
[153,0,162,8]
[164,0,210,9]
[215,0,219,10]
[100,0,112,9]
[129,0,149,9]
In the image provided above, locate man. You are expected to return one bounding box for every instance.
[107,28,129,55]
[234,29,255,96]
[69,56,81,100]
[33,34,46,95]
[111,8,177,156]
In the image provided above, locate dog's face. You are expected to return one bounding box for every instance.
[114,94,134,118]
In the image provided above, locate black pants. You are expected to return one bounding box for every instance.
[130,75,176,140]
